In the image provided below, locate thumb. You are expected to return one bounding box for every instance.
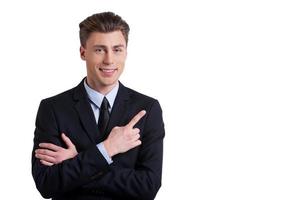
[61,133,74,148]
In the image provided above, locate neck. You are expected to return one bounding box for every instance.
[86,78,117,95]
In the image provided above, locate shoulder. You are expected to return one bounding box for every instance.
[39,84,80,109]
[40,78,86,104]
[43,88,74,102]
[122,84,158,106]
[121,84,163,118]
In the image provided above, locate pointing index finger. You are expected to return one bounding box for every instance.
[127,110,146,128]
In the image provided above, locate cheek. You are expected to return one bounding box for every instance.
[116,56,126,66]
[87,56,102,66]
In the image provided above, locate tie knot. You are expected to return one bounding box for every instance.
[101,97,109,110]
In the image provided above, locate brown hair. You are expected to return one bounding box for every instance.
[79,12,130,47]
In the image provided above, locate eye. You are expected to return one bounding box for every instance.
[113,48,123,53]
[95,48,105,53]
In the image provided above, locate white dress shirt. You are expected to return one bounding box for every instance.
[84,79,119,164]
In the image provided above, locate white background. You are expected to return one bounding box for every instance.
[0,0,300,199]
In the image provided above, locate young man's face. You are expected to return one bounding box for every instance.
[80,31,127,93]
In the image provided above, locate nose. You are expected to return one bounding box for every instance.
[103,51,113,65]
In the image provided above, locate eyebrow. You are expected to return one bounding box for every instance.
[93,44,126,49]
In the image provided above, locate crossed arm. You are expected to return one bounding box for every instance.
[35,110,146,166]
[32,100,164,199]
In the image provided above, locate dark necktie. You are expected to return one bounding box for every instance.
[98,97,110,135]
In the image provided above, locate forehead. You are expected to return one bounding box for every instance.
[86,31,126,47]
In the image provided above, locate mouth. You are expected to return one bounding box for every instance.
[99,67,117,77]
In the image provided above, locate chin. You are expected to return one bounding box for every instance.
[100,79,118,87]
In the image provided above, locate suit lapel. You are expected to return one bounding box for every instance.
[105,82,130,139]
[72,80,131,143]
[73,79,99,143]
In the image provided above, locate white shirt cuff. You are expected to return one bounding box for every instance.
[96,142,113,164]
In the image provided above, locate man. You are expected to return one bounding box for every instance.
[32,12,165,200]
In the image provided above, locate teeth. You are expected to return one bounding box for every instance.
[100,69,115,73]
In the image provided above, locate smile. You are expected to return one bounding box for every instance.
[99,68,117,77]
[99,68,117,73]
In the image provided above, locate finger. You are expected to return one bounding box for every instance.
[131,133,140,141]
[131,140,142,148]
[39,143,61,151]
[35,153,56,163]
[126,110,146,128]
[40,160,54,166]
[35,149,56,157]
[132,128,140,135]
[61,133,74,148]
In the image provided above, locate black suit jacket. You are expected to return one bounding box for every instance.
[32,79,165,200]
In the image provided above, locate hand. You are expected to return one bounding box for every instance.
[35,133,78,166]
[104,110,146,157]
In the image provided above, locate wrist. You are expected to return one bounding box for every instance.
[103,139,115,157]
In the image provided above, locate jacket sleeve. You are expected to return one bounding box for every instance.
[31,99,110,199]
[81,100,165,200]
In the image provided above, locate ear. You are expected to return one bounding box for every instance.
[80,46,86,60]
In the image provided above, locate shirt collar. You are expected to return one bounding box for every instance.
[84,79,119,109]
